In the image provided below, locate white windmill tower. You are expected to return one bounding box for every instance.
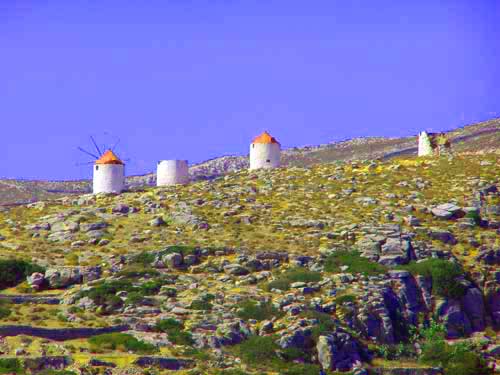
[417,131,434,157]
[77,136,126,194]
[157,160,189,186]
[249,131,281,170]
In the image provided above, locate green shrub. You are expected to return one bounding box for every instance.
[279,363,322,375]
[214,370,252,375]
[399,259,467,299]
[324,251,387,276]
[0,358,22,374]
[233,336,278,364]
[417,321,491,375]
[236,300,283,321]
[335,294,356,305]
[155,318,194,346]
[79,278,167,314]
[189,293,215,311]
[155,318,183,332]
[0,300,11,319]
[0,259,44,290]
[300,310,335,339]
[130,252,156,266]
[88,333,157,354]
[265,268,322,292]
[265,278,292,291]
[465,211,481,225]
[37,371,77,375]
[189,299,213,311]
[163,245,198,257]
[125,292,145,305]
[283,268,322,283]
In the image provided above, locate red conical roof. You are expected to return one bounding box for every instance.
[95,150,124,165]
[252,131,280,145]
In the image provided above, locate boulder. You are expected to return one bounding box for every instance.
[461,287,486,332]
[317,330,366,372]
[27,272,45,291]
[437,299,472,338]
[163,253,183,268]
[112,204,130,214]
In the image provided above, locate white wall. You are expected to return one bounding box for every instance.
[93,164,125,194]
[157,160,189,186]
[249,143,281,170]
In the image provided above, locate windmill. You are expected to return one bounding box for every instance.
[76,135,128,166]
[77,134,127,194]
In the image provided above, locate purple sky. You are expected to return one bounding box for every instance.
[1,1,499,180]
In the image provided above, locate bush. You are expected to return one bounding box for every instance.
[88,333,157,354]
[155,318,194,346]
[0,358,22,374]
[189,299,213,311]
[300,310,336,340]
[265,278,292,292]
[400,259,467,299]
[0,259,45,290]
[189,293,215,311]
[79,277,167,314]
[417,321,491,375]
[236,300,283,321]
[279,363,322,375]
[0,300,11,319]
[324,251,387,276]
[265,268,322,291]
[465,211,481,225]
[335,294,356,305]
[233,336,278,364]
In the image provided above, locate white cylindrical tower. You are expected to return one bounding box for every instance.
[157,160,189,186]
[418,131,434,157]
[249,131,281,170]
[93,150,125,194]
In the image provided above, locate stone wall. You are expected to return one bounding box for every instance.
[0,324,129,341]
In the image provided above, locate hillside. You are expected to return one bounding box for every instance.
[1,118,500,206]
[0,150,499,374]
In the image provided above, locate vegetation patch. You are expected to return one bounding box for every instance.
[416,321,490,375]
[189,293,215,311]
[0,358,22,375]
[300,310,336,340]
[265,268,322,291]
[324,250,387,276]
[236,299,283,321]
[0,259,44,290]
[335,294,356,305]
[78,277,165,314]
[399,259,467,299]
[88,333,158,354]
[0,300,12,319]
[154,318,194,346]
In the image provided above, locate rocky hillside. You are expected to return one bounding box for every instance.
[2,118,500,206]
[0,152,498,374]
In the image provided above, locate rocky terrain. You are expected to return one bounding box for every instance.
[2,118,500,206]
[0,126,499,374]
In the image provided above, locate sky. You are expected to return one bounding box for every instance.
[1,0,499,180]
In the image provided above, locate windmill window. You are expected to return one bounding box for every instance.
[266,159,270,163]
[95,166,99,171]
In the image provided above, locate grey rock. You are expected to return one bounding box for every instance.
[317,331,365,372]
[461,287,486,332]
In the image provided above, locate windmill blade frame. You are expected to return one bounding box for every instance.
[90,136,103,156]
[77,147,100,160]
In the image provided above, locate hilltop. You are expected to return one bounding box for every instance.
[0,147,498,374]
[1,118,500,206]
